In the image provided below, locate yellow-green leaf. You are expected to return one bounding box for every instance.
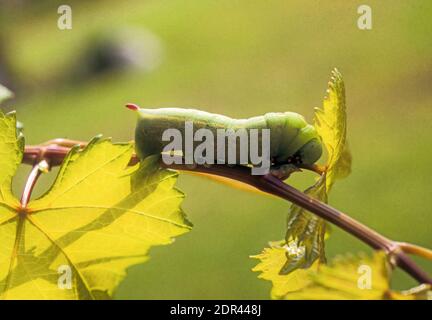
[388,284,432,300]
[268,250,431,300]
[281,176,327,274]
[314,68,352,192]
[0,111,22,208]
[0,111,191,299]
[285,252,391,300]
[251,241,319,299]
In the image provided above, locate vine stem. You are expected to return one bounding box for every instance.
[20,160,50,208]
[22,139,432,285]
[396,242,432,261]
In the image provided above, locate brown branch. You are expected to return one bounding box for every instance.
[22,140,432,285]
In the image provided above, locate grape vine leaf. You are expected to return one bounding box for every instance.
[314,68,352,191]
[0,111,23,207]
[387,284,432,300]
[251,241,319,299]
[252,69,352,297]
[0,111,192,299]
[284,251,431,300]
[281,176,327,274]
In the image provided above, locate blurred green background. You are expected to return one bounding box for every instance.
[0,0,431,299]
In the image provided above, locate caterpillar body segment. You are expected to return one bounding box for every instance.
[129,104,322,178]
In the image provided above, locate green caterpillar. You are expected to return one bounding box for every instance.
[127,103,322,178]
